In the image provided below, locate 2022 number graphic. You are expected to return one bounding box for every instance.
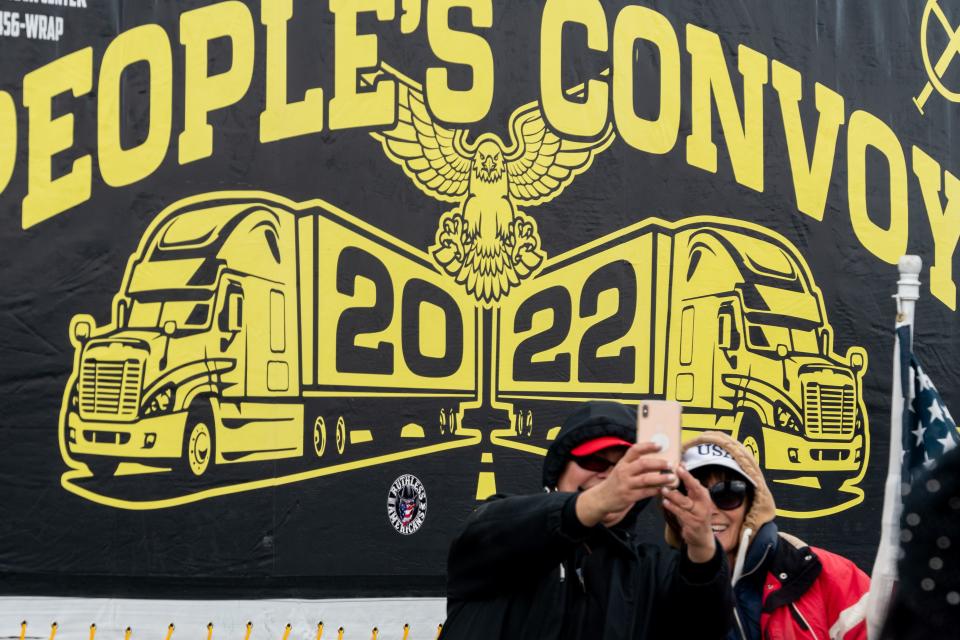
[512,260,637,384]
[333,247,635,384]
[335,246,464,378]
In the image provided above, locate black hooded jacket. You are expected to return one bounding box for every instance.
[440,401,734,640]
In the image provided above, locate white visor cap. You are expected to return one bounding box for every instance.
[682,442,756,486]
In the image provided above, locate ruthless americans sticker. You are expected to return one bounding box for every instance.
[387,474,427,535]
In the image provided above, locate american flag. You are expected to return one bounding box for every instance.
[899,326,960,483]
[400,498,416,526]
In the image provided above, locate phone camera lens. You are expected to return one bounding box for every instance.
[642,404,649,418]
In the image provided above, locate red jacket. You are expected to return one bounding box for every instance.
[760,536,870,640]
[673,433,869,640]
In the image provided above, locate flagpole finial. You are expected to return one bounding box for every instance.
[899,255,922,277]
[897,256,923,311]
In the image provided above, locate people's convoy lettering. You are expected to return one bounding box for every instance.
[4,2,960,314]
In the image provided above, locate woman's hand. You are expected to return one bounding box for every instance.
[661,466,717,563]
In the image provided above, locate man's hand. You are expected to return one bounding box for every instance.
[661,467,717,563]
[575,442,676,527]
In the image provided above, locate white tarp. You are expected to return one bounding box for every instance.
[0,598,446,640]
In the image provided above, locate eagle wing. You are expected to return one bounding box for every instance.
[505,73,615,206]
[367,65,472,204]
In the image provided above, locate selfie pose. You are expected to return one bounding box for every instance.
[665,432,870,640]
[439,401,733,640]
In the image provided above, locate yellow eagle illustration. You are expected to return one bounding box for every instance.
[369,65,614,305]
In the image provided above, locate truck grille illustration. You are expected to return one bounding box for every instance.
[79,358,143,420]
[804,382,856,439]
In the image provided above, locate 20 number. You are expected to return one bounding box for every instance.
[335,247,463,378]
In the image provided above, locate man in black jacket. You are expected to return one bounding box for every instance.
[441,401,734,640]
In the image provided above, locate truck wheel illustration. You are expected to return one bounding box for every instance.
[737,411,765,469]
[335,416,346,455]
[440,407,458,436]
[310,417,326,457]
[182,403,216,477]
[513,407,532,436]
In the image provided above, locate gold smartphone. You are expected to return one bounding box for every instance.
[636,400,682,469]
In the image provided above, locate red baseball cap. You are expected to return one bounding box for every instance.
[570,436,632,457]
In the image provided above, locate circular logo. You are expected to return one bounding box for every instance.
[917,0,960,111]
[387,474,427,535]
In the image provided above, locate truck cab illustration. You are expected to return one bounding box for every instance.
[60,193,477,481]
[63,200,303,477]
[667,226,867,490]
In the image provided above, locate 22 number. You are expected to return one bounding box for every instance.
[513,260,637,383]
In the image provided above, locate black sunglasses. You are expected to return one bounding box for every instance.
[708,480,749,510]
[571,454,617,473]
[681,479,749,511]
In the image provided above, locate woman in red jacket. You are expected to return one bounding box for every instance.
[662,432,870,640]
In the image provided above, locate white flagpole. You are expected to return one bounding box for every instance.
[866,255,922,639]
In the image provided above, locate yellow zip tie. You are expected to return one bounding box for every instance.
[401,624,409,640]
[20,621,27,640]
[434,623,443,640]
[244,622,252,640]
[206,623,213,640]
[370,628,378,640]
[50,622,59,640]
[165,624,174,640]
[336,627,344,640]
[281,624,291,640]
[124,626,131,640]
[315,622,323,640]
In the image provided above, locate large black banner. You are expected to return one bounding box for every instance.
[1,0,959,597]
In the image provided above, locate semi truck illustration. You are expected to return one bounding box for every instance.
[496,217,869,493]
[59,192,478,479]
